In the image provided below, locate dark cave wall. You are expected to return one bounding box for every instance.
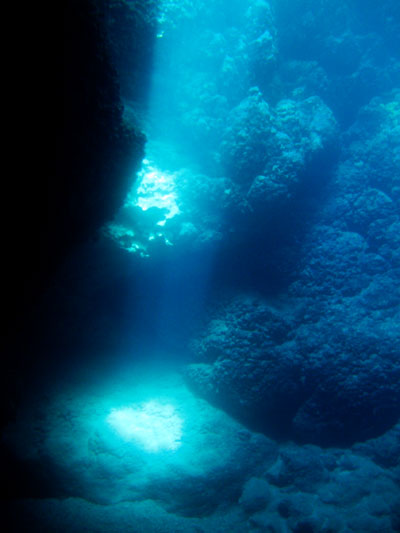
[60,0,145,275]
[105,0,159,103]
[2,0,153,427]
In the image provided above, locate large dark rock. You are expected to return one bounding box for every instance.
[185,94,400,446]
[219,89,338,193]
[185,291,400,446]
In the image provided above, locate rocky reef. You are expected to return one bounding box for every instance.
[2,1,399,532]
[185,90,400,447]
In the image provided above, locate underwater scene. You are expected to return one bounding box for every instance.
[2,0,400,531]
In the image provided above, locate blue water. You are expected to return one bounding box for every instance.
[4,1,400,531]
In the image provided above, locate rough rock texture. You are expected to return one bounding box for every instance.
[219,89,338,211]
[148,0,278,166]
[186,93,400,446]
